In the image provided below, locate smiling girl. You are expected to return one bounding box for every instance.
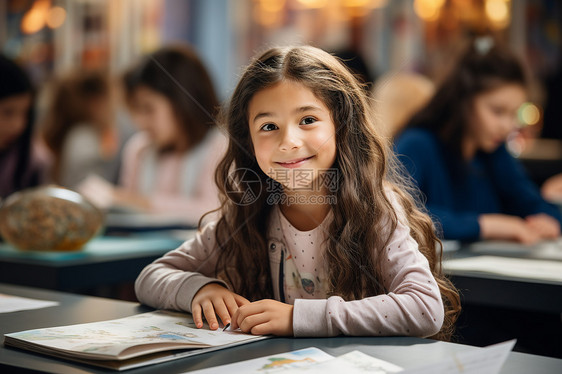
[135,45,460,341]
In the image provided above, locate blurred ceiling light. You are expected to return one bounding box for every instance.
[21,0,51,34]
[254,0,285,27]
[369,0,388,8]
[485,0,510,29]
[297,0,328,9]
[343,0,371,7]
[414,0,445,22]
[46,6,66,29]
[259,0,285,13]
[519,102,541,126]
[342,0,387,17]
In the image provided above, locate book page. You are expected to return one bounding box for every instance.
[282,350,403,373]
[188,349,402,374]
[4,310,264,361]
[0,293,59,313]
[187,347,335,373]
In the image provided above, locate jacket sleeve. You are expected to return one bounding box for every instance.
[146,132,226,221]
[134,221,227,312]
[395,130,481,241]
[292,192,444,338]
[491,145,562,224]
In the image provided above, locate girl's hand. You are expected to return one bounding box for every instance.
[478,214,540,245]
[191,283,249,330]
[541,173,562,201]
[76,174,116,209]
[525,213,561,240]
[230,299,294,336]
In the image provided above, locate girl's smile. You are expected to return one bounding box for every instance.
[275,155,315,168]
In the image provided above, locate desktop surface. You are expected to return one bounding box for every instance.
[0,234,189,292]
[1,284,560,374]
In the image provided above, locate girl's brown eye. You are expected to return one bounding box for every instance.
[300,117,316,125]
[261,123,278,131]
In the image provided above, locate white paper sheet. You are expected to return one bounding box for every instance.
[0,293,59,313]
[400,340,516,374]
[443,256,562,282]
[187,340,515,374]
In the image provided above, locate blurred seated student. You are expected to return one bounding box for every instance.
[0,55,47,199]
[372,71,435,138]
[41,70,121,190]
[394,36,562,244]
[79,44,225,224]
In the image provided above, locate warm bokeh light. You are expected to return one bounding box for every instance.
[254,0,286,27]
[485,0,510,29]
[46,6,66,29]
[258,0,285,13]
[21,0,51,34]
[413,0,445,21]
[369,0,388,8]
[297,0,328,8]
[342,0,371,7]
[294,0,387,12]
[519,102,541,126]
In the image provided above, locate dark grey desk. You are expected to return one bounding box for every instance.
[443,241,562,358]
[0,235,186,293]
[443,241,562,314]
[1,284,560,373]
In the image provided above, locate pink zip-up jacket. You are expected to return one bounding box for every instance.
[135,190,444,337]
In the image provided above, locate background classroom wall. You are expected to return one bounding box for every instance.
[1,0,561,162]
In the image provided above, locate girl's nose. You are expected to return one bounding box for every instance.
[279,126,302,151]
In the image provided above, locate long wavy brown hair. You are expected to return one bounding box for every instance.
[208,45,460,341]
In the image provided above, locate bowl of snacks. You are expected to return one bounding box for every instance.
[0,185,104,251]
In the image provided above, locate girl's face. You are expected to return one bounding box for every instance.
[248,80,337,191]
[0,93,32,150]
[467,83,526,153]
[128,86,186,151]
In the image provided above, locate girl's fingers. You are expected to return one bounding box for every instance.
[238,311,269,334]
[231,302,267,332]
[248,321,271,336]
[234,293,250,306]
[192,304,203,328]
[224,296,240,318]
[202,301,219,330]
[212,298,232,327]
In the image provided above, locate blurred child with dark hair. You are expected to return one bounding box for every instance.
[0,55,47,199]
[41,70,122,190]
[395,37,561,244]
[79,44,225,225]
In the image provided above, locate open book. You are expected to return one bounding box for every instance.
[3,310,268,371]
